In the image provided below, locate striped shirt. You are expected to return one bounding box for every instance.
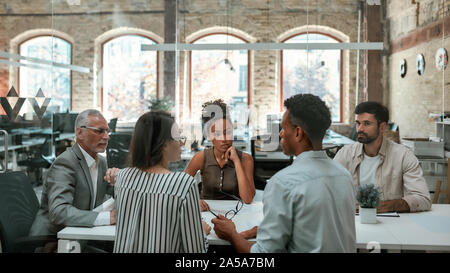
[113,168,208,253]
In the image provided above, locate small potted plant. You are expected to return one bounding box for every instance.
[147,95,174,112]
[356,184,380,224]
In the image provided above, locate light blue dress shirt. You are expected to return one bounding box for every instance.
[250,150,356,253]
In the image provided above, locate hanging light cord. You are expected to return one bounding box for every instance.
[306,0,310,93]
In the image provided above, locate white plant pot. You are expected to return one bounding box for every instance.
[360,208,377,224]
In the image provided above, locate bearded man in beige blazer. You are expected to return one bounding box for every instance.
[334,101,431,213]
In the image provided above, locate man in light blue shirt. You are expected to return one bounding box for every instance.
[212,94,356,253]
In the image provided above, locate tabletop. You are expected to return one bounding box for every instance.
[57,202,450,252]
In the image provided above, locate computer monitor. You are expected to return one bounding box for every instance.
[52,112,78,133]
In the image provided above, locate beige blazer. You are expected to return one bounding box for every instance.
[334,137,431,212]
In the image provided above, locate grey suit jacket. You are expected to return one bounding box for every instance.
[29,142,113,236]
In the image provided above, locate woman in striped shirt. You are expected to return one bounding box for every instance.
[113,111,211,253]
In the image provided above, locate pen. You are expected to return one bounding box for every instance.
[355,213,400,217]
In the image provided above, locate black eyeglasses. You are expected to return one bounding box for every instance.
[80,126,110,135]
[208,196,243,220]
[175,136,187,145]
[208,169,243,219]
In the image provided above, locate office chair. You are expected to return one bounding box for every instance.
[384,122,400,143]
[250,138,268,190]
[323,145,344,159]
[108,118,118,133]
[106,132,132,168]
[349,123,357,141]
[0,171,56,252]
[17,137,55,186]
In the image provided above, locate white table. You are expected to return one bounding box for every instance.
[57,200,262,253]
[381,205,450,251]
[254,151,291,162]
[323,130,355,147]
[57,203,450,253]
[355,216,402,251]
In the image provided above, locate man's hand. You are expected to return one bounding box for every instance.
[110,209,116,225]
[211,214,238,241]
[240,226,258,239]
[377,199,410,213]
[200,200,210,212]
[202,220,211,235]
[212,214,254,253]
[104,168,120,185]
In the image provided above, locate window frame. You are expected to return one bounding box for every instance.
[100,33,160,113]
[18,34,73,110]
[188,32,251,118]
[280,31,343,123]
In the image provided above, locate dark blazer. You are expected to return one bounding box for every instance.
[29,142,113,236]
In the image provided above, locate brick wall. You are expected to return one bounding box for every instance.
[387,0,449,138]
[0,0,362,131]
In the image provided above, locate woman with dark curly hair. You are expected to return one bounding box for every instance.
[185,99,255,211]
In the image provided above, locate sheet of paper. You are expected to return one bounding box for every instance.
[93,197,115,212]
[355,212,399,217]
[376,212,399,217]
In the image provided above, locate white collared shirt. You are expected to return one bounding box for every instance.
[79,145,110,226]
[251,150,356,253]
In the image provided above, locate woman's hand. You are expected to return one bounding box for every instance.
[200,200,210,212]
[110,209,116,225]
[202,220,212,235]
[224,146,239,162]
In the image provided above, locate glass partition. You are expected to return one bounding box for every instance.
[0,0,447,178]
[103,35,157,121]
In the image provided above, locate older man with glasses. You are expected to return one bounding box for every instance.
[29,109,119,251]
[212,94,356,253]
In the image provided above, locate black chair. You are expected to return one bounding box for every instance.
[108,118,118,133]
[349,123,357,141]
[251,136,294,191]
[250,138,270,190]
[388,122,399,131]
[106,132,132,168]
[17,137,55,186]
[323,145,343,159]
[0,171,56,252]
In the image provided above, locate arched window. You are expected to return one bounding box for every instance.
[19,36,72,112]
[189,33,249,125]
[102,35,157,121]
[282,33,342,122]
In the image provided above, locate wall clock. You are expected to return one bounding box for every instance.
[400,59,407,78]
[416,54,425,76]
[435,48,448,71]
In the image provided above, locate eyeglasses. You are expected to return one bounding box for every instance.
[208,169,243,219]
[355,120,377,128]
[173,135,187,145]
[208,196,243,220]
[80,126,110,135]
